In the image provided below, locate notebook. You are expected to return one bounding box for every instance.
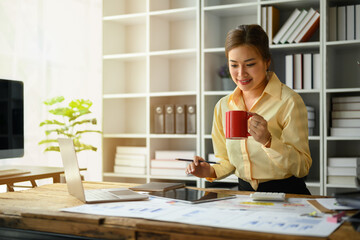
[58,138,148,204]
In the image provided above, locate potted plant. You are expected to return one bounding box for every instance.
[38,96,101,152]
[218,64,236,91]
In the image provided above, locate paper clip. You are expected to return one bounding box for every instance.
[327,211,346,223]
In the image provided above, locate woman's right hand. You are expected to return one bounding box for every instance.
[185,156,216,178]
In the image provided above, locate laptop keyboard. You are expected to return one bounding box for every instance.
[85,189,119,200]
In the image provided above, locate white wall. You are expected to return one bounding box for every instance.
[0,0,103,183]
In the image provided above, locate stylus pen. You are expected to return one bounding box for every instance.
[175,158,219,164]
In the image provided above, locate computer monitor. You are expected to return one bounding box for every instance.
[0,79,24,159]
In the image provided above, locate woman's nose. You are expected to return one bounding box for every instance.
[237,66,246,78]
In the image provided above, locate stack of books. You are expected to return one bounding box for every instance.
[330,96,360,137]
[272,8,320,44]
[327,157,359,185]
[113,146,147,175]
[150,150,195,177]
[329,5,360,41]
[285,53,320,90]
[307,106,315,136]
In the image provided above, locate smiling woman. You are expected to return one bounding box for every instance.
[0,0,102,183]
[186,24,312,195]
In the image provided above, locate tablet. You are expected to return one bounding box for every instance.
[149,188,236,204]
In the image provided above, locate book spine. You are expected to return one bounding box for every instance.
[327,176,356,185]
[114,166,146,175]
[293,54,303,89]
[285,54,294,89]
[262,6,267,34]
[332,96,360,103]
[151,159,189,168]
[116,146,147,154]
[328,157,359,167]
[115,159,146,167]
[115,153,146,161]
[337,6,346,41]
[333,102,360,111]
[327,167,357,176]
[332,119,360,128]
[150,168,189,176]
[155,151,195,160]
[332,110,360,119]
[303,53,312,89]
[331,127,360,136]
[312,53,321,89]
[329,7,337,41]
[347,5,355,40]
[356,5,360,39]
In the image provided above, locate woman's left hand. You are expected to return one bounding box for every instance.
[248,112,271,146]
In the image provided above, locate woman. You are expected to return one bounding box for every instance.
[186,24,312,194]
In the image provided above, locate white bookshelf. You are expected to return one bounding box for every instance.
[323,0,360,196]
[102,0,360,195]
[200,0,323,193]
[102,0,201,187]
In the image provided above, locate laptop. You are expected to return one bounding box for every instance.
[58,138,148,204]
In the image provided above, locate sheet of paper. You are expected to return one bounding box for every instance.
[197,195,315,213]
[62,195,342,237]
[315,198,356,210]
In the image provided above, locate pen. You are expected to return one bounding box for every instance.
[175,158,219,164]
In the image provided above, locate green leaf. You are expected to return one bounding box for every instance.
[49,107,75,118]
[45,129,74,138]
[39,120,65,127]
[43,146,60,152]
[69,99,92,110]
[70,119,97,127]
[43,96,64,106]
[69,110,91,122]
[38,139,58,145]
[73,142,98,152]
[75,130,102,135]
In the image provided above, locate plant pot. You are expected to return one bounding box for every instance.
[221,78,237,91]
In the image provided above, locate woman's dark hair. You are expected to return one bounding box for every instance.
[225,24,271,63]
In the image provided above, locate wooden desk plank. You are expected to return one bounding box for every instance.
[0,213,136,240]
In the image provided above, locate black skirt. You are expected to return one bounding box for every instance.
[238,176,311,195]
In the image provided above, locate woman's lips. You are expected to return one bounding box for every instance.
[237,78,252,85]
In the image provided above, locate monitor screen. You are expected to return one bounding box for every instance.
[0,79,24,159]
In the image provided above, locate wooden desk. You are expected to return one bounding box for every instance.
[0,165,84,192]
[0,182,359,240]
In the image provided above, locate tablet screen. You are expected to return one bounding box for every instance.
[149,188,236,204]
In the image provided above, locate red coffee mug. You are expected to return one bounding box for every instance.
[225,110,251,139]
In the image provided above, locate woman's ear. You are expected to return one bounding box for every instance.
[267,59,271,71]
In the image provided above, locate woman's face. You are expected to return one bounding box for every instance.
[228,45,270,94]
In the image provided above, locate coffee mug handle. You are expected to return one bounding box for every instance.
[247,112,254,137]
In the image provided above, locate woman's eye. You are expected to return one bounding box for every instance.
[230,64,238,68]
[247,63,255,67]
